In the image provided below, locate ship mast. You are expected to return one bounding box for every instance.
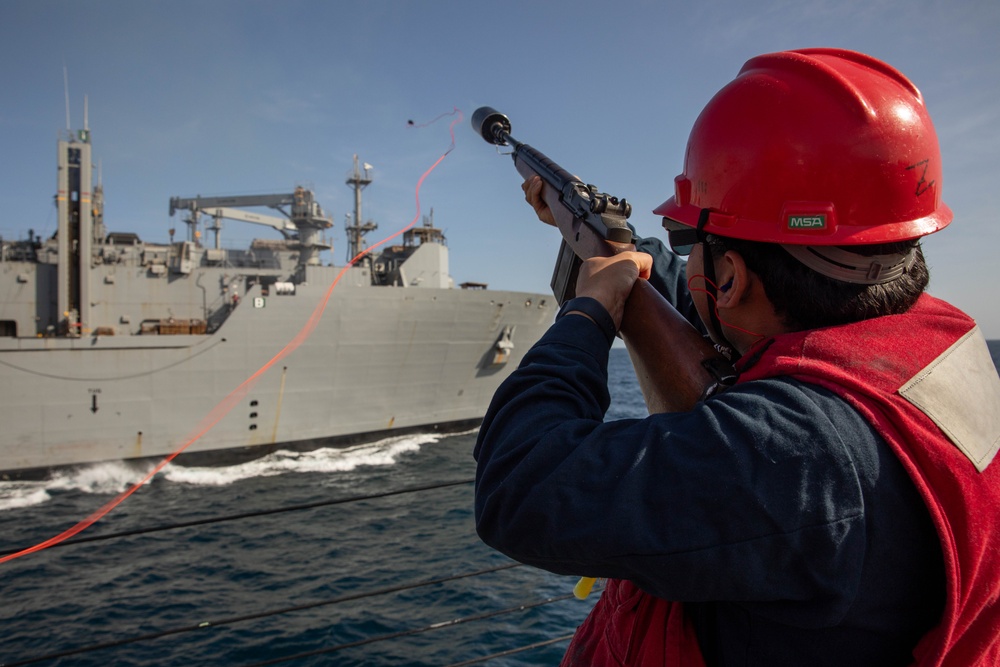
[55,102,96,336]
[344,155,377,261]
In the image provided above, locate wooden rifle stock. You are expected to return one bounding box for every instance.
[471,106,734,413]
[620,280,732,413]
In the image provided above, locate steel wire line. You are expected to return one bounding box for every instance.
[0,478,597,667]
[0,477,474,556]
[443,634,577,667]
[0,335,227,381]
[240,594,581,667]
[0,562,528,666]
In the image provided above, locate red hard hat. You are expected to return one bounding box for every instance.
[654,48,952,245]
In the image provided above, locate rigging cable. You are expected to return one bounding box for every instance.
[0,562,533,667]
[0,334,227,381]
[0,474,600,666]
[0,478,474,556]
[241,594,580,667]
[0,108,465,565]
[442,634,577,667]
[2,477,602,666]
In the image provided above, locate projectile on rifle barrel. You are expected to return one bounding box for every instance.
[471,106,633,242]
[472,107,513,146]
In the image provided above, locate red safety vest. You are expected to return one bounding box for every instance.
[561,294,1000,666]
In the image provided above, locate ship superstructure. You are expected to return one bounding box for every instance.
[0,129,554,478]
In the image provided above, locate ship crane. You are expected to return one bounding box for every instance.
[194,207,298,245]
[168,187,334,269]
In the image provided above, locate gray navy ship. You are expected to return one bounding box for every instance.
[0,126,555,479]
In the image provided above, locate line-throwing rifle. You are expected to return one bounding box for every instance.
[471,107,735,414]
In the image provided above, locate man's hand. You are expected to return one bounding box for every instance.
[521,175,557,227]
[574,252,653,330]
[522,174,651,330]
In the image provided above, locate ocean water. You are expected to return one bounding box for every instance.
[2,344,999,666]
[0,351,643,667]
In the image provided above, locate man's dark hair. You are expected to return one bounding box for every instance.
[706,236,930,331]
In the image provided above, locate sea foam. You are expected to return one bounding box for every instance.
[0,433,441,509]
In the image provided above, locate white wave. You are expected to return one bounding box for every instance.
[0,433,442,508]
[161,433,439,486]
[47,461,156,495]
[0,483,52,511]
[0,461,156,512]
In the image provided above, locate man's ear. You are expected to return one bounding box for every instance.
[715,250,750,307]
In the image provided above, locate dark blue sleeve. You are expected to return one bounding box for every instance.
[474,319,869,624]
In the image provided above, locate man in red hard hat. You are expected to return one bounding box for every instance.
[475,49,1000,666]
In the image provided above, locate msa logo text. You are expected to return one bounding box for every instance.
[788,215,826,229]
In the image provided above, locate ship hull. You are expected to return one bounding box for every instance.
[0,277,554,478]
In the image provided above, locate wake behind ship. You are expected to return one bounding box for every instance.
[0,127,555,479]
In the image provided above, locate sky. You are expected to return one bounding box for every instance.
[1,0,998,336]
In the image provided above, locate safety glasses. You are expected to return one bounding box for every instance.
[661,218,700,256]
